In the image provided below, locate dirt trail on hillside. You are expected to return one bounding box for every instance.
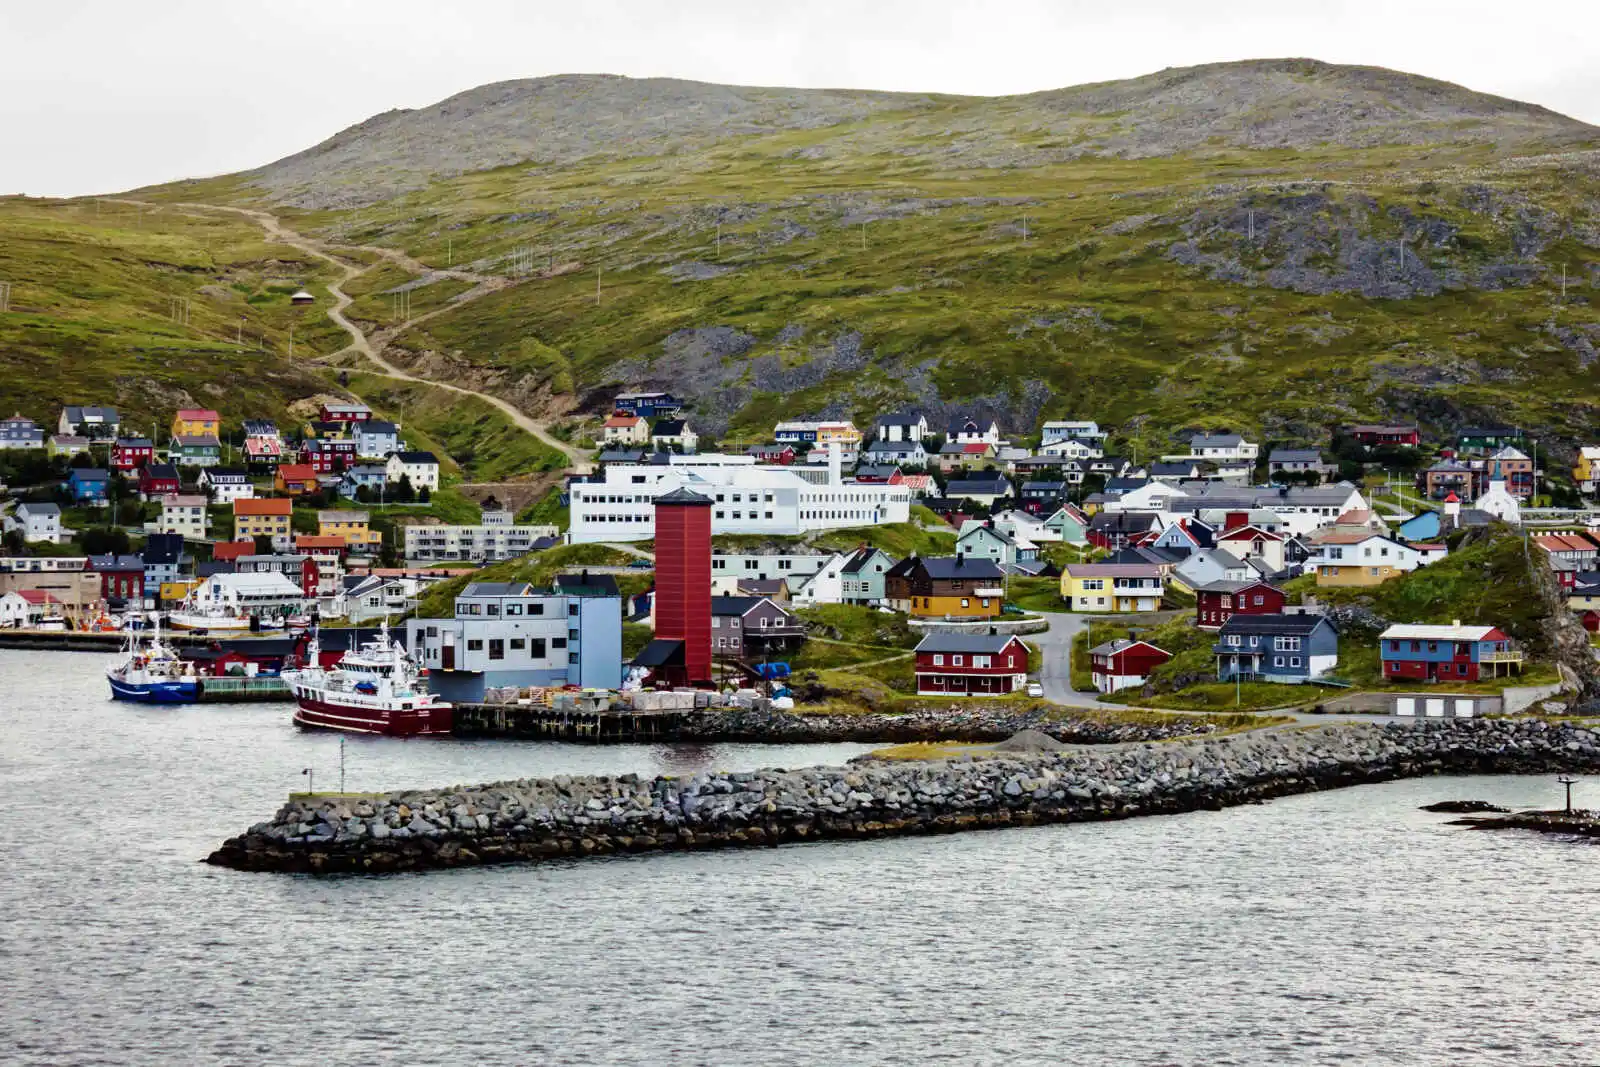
[109,198,592,473]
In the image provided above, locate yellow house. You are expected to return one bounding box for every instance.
[172,408,221,439]
[816,422,863,449]
[1310,533,1422,587]
[233,498,292,543]
[1060,564,1164,613]
[1314,563,1406,587]
[159,579,201,604]
[887,556,1005,619]
[318,508,382,548]
[1575,447,1600,494]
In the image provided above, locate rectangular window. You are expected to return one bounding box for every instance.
[953,655,964,666]
[488,639,505,661]
[467,639,483,651]
[509,638,525,651]
[530,638,547,657]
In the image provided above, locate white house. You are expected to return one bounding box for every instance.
[385,451,441,492]
[197,469,254,504]
[1215,525,1287,573]
[1039,437,1103,459]
[788,552,850,606]
[711,550,834,596]
[947,415,1002,447]
[0,590,34,628]
[5,502,64,544]
[602,413,651,446]
[1307,533,1425,577]
[403,511,560,562]
[1041,420,1107,447]
[1184,433,1259,462]
[874,412,928,443]
[155,494,209,540]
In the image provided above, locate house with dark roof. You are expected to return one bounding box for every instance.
[58,406,120,439]
[913,632,1030,696]
[1214,613,1339,683]
[1268,448,1336,479]
[710,595,803,658]
[1195,579,1286,630]
[943,476,1012,508]
[886,554,1006,618]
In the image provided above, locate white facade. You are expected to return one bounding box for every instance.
[789,552,850,606]
[1474,479,1522,524]
[711,551,833,596]
[190,571,305,616]
[156,494,209,540]
[1041,420,1106,446]
[1308,535,1424,576]
[1039,438,1102,459]
[6,503,63,544]
[0,591,32,627]
[198,470,255,504]
[404,512,560,562]
[568,457,911,544]
[385,452,441,492]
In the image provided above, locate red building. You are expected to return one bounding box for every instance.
[1089,639,1172,694]
[1348,424,1420,447]
[318,402,372,425]
[1194,580,1286,630]
[138,463,181,499]
[111,438,155,472]
[913,633,1030,696]
[638,487,713,686]
[746,443,796,465]
[88,554,146,603]
[211,540,257,564]
[302,438,358,473]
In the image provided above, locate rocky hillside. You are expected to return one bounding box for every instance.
[117,61,1600,453]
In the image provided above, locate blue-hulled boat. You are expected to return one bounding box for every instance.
[107,616,199,704]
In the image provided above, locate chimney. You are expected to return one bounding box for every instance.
[827,441,842,486]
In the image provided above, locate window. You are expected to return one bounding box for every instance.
[933,654,944,666]
[488,639,505,661]
[961,598,970,608]
[509,638,525,651]
[1290,657,1301,667]
[973,655,991,668]
[467,639,483,651]
[505,603,522,616]
[568,604,579,617]
[953,655,964,666]
[1274,656,1284,667]
[530,639,547,656]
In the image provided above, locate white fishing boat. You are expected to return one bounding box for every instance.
[282,622,452,736]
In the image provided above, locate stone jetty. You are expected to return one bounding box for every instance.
[207,718,1600,875]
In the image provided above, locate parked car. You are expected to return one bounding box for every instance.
[1026,681,1044,698]
[627,559,654,569]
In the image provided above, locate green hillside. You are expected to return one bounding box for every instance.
[21,59,1600,462]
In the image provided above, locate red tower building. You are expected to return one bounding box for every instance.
[642,487,713,686]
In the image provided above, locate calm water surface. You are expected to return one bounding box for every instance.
[3,649,1598,1066]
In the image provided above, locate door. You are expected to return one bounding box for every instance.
[1395,697,1415,717]
[1424,698,1445,717]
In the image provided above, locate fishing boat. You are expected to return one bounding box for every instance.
[166,603,251,632]
[282,622,452,736]
[106,616,199,703]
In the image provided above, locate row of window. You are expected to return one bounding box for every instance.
[461,636,568,659]
[928,653,1004,668]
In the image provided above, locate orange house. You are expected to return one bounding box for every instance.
[172,408,221,439]
[274,463,320,495]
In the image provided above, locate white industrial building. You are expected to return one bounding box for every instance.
[569,450,911,544]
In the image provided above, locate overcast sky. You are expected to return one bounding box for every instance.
[4,0,1597,197]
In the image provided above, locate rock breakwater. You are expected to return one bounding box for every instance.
[677,705,1224,745]
[207,718,1600,876]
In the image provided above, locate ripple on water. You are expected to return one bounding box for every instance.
[2,650,1599,1065]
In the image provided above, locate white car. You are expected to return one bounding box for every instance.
[1026,681,1044,698]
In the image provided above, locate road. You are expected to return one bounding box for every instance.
[109,198,593,474]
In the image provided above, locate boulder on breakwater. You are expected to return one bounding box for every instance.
[676,704,1225,745]
[207,718,1600,876]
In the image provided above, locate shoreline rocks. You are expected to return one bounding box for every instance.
[207,718,1600,876]
[676,705,1225,745]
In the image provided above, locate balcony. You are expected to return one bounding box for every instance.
[1480,649,1524,665]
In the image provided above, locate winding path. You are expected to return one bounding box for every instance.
[111,198,592,474]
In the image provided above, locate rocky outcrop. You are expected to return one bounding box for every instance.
[208,718,1600,875]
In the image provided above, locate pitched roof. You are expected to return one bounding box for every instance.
[390,451,439,464]
[605,414,645,428]
[1269,448,1324,463]
[875,411,924,427]
[945,478,1010,494]
[1191,432,1245,448]
[710,595,766,616]
[359,420,400,435]
[914,632,1023,654]
[460,581,535,597]
[175,408,220,421]
[656,487,713,506]
[1088,638,1169,658]
[142,463,179,480]
[277,464,317,480]
[917,556,1005,580]
[553,571,621,597]
[211,540,257,562]
[1218,613,1332,636]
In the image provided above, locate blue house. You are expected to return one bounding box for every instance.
[1394,510,1441,542]
[66,467,111,503]
[341,464,390,496]
[1214,613,1339,684]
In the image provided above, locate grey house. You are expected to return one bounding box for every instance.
[710,595,805,659]
[1213,613,1339,684]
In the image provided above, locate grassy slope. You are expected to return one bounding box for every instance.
[413,543,635,617]
[0,198,349,428]
[175,130,1599,447]
[338,371,567,481]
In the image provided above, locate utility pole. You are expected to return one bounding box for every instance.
[596,268,602,305]
[715,221,722,259]
[0,281,10,313]
[289,324,295,359]
[861,222,867,252]
[447,238,452,268]
[1561,263,1568,300]
[237,316,244,346]
[1022,215,1030,242]
[1247,210,1255,240]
